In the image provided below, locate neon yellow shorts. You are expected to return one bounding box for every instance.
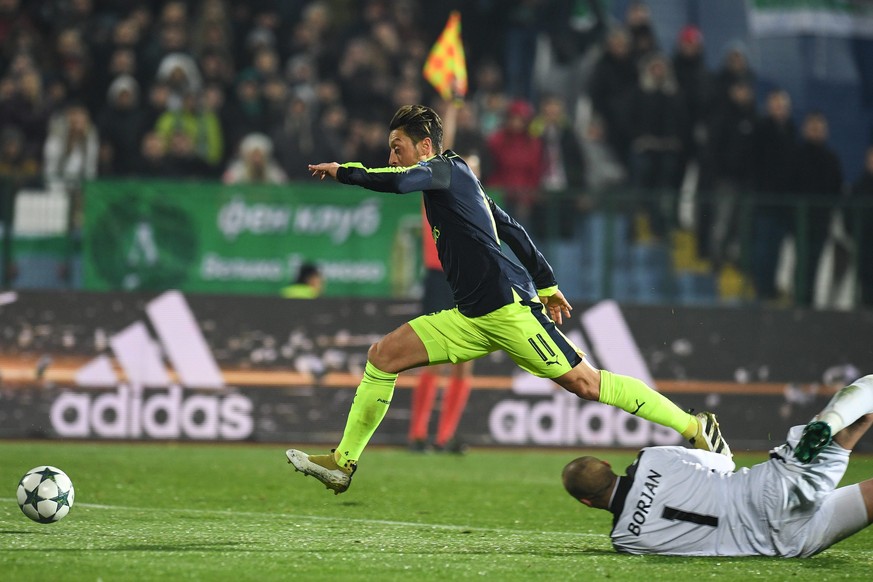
[408,294,584,379]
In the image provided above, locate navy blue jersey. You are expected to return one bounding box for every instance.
[336,151,557,317]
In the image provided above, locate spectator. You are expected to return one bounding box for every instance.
[102,48,139,93]
[712,42,755,111]
[580,114,628,196]
[0,124,39,273]
[703,80,757,268]
[790,112,843,306]
[486,99,545,234]
[626,53,688,240]
[223,70,266,153]
[0,0,34,48]
[672,25,712,164]
[337,36,388,121]
[222,132,287,185]
[284,54,318,107]
[751,89,797,302]
[262,75,290,128]
[155,52,202,110]
[94,21,141,99]
[530,93,586,240]
[314,103,350,163]
[624,1,659,64]
[3,24,52,72]
[589,28,638,166]
[471,59,506,138]
[192,12,233,61]
[143,80,171,131]
[446,101,491,181]
[141,24,190,81]
[272,94,317,180]
[132,130,168,177]
[59,0,104,46]
[53,27,97,113]
[503,0,539,102]
[106,17,142,59]
[850,146,873,307]
[154,88,223,168]
[97,75,148,177]
[350,118,391,169]
[6,68,51,158]
[201,82,230,166]
[249,45,281,81]
[388,79,423,125]
[0,125,40,188]
[313,78,342,114]
[161,129,214,179]
[43,102,98,189]
[198,48,235,90]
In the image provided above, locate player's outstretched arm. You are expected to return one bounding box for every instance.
[308,162,340,180]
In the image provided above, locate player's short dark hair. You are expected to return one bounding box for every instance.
[389,104,443,152]
[295,262,321,284]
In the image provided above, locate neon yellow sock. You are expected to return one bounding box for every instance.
[335,361,397,468]
[598,370,697,437]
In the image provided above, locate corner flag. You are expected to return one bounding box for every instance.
[422,11,468,101]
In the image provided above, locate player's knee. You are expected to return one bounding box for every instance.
[367,340,399,373]
[367,341,387,369]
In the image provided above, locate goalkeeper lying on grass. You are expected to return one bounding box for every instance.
[563,375,873,557]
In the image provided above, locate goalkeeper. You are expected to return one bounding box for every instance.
[563,375,873,557]
[287,104,729,494]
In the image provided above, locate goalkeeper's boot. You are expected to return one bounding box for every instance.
[286,449,356,495]
[689,412,732,457]
[794,420,832,463]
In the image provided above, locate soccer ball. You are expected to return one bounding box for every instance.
[16,466,75,523]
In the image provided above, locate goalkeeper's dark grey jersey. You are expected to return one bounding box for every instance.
[336,151,557,317]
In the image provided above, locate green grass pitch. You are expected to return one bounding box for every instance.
[2,441,873,581]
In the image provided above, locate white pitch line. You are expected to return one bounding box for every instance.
[1,497,605,539]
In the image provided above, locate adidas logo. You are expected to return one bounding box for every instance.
[75,290,224,389]
[50,291,253,440]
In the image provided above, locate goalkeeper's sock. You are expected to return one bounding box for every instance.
[334,362,397,468]
[816,375,873,434]
[408,371,439,442]
[598,370,698,438]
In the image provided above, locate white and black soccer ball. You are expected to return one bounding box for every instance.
[16,466,75,523]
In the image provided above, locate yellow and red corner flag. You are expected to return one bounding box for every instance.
[423,11,468,101]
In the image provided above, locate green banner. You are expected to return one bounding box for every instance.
[82,180,424,297]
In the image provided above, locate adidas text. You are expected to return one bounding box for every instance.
[50,385,253,439]
[488,392,681,447]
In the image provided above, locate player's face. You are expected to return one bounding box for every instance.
[388,128,428,167]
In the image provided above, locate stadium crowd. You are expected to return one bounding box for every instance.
[0,0,871,307]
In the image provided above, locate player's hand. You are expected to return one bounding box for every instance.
[540,289,572,325]
[308,162,340,180]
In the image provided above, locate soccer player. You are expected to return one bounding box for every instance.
[287,104,729,494]
[562,374,873,557]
